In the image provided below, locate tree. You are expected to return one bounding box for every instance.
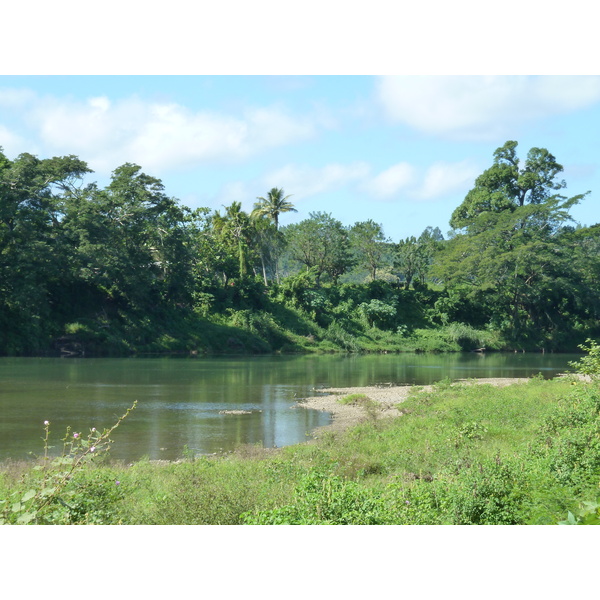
[284,212,353,285]
[251,187,296,230]
[211,201,256,280]
[436,141,590,347]
[450,140,576,231]
[349,220,389,280]
[250,215,278,286]
[62,163,196,311]
[252,188,296,284]
[394,227,442,288]
[0,149,92,352]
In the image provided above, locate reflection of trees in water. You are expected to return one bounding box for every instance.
[1,354,574,462]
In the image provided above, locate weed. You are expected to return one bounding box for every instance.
[0,402,136,524]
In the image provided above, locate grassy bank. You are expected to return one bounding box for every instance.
[21,277,592,358]
[52,301,507,357]
[2,375,600,525]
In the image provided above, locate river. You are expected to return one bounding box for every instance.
[0,352,578,462]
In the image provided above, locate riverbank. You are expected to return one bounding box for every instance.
[3,374,598,525]
[296,377,531,438]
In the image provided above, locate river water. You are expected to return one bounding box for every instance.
[0,353,578,462]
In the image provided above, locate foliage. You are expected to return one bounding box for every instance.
[0,402,136,524]
[559,499,600,525]
[394,227,442,289]
[449,140,580,229]
[358,299,397,329]
[241,469,391,524]
[283,212,354,285]
[348,220,390,280]
[252,187,296,230]
[434,141,593,349]
[0,141,597,357]
[569,338,600,379]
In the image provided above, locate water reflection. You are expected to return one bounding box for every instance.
[0,353,577,461]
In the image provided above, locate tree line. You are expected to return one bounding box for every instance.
[0,140,598,355]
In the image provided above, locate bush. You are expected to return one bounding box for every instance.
[0,402,136,524]
[569,338,600,379]
[241,469,392,524]
[536,386,600,492]
[443,457,526,524]
[358,299,397,329]
[324,322,361,352]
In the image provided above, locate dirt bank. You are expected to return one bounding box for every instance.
[295,378,531,438]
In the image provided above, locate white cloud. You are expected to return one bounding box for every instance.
[0,88,38,109]
[377,76,600,140]
[412,160,478,201]
[0,124,27,156]
[217,159,475,212]
[217,181,254,209]
[10,92,319,174]
[369,162,415,198]
[261,162,371,199]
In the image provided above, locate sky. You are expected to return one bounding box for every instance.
[3,1,598,586]
[1,74,598,242]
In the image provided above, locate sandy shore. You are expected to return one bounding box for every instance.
[294,378,531,438]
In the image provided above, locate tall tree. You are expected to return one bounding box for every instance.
[211,201,257,280]
[252,187,296,230]
[349,220,389,280]
[450,140,573,231]
[284,212,353,285]
[394,227,443,288]
[437,141,590,346]
[252,188,296,283]
[62,163,196,311]
[0,150,92,352]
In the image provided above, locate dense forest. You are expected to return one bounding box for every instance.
[1,140,598,356]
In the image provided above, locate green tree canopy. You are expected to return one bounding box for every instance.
[0,150,92,351]
[449,140,582,231]
[252,187,296,230]
[349,220,389,280]
[437,141,590,347]
[284,212,353,285]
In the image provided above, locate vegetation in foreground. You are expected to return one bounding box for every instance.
[2,344,600,525]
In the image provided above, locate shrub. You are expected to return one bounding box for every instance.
[324,322,361,352]
[358,299,397,329]
[444,457,526,525]
[0,402,136,525]
[241,469,392,524]
[569,338,600,379]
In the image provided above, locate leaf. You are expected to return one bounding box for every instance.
[558,511,578,525]
[16,511,37,525]
[21,490,37,503]
[579,514,600,525]
[11,502,22,513]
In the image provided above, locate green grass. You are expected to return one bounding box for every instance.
[3,377,600,524]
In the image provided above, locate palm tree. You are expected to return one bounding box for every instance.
[251,187,296,230]
[251,188,296,284]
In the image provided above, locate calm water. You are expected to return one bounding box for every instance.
[0,353,578,462]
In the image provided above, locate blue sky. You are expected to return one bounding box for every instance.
[3,0,597,581]
[1,75,598,241]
